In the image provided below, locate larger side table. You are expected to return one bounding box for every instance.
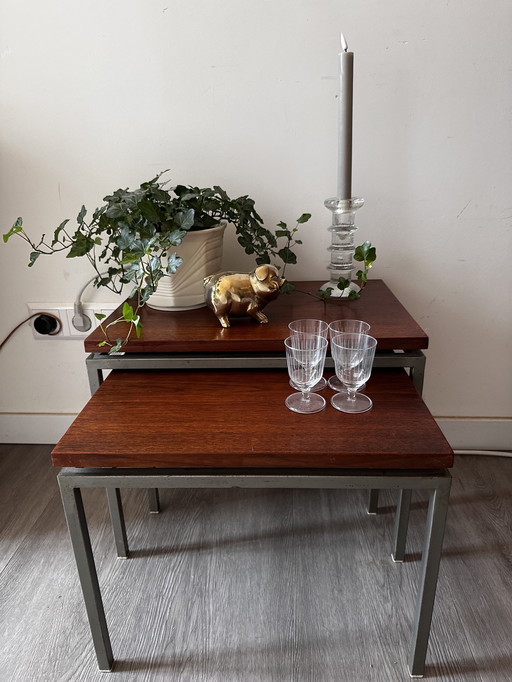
[53,368,453,677]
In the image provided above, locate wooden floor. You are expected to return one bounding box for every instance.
[1,444,511,681]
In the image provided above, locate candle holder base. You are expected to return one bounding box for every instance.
[322,196,364,297]
[319,280,361,298]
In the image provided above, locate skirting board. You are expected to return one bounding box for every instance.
[0,414,76,445]
[1,413,511,452]
[435,418,512,453]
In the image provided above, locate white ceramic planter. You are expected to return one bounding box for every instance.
[147,222,226,311]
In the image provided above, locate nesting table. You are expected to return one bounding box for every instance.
[52,280,453,677]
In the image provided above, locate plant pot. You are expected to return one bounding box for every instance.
[147,222,227,311]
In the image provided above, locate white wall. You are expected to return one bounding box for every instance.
[1,0,511,447]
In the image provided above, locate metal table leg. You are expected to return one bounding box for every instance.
[367,488,379,514]
[106,488,129,558]
[392,489,412,562]
[147,488,161,513]
[407,477,451,677]
[58,477,114,672]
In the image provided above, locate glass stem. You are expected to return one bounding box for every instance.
[302,390,311,403]
[347,388,356,402]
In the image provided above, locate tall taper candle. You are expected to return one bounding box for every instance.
[337,34,353,200]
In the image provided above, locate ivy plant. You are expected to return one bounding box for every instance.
[3,172,311,351]
[315,240,377,301]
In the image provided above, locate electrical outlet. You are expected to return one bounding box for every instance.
[65,307,116,337]
[27,304,116,340]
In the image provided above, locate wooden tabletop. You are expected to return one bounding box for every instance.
[84,280,428,354]
[52,368,453,470]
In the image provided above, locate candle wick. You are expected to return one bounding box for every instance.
[340,33,349,53]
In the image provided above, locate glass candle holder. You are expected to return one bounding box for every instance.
[319,196,364,298]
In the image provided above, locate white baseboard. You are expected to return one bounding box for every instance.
[436,418,512,453]
[0,413,76,445]
[1,413,511,453]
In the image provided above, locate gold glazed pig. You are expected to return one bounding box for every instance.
[204,265,285,328]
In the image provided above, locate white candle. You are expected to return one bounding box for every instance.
[337,33,353,200]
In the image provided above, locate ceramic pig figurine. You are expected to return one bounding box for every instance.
[204,265,285,328]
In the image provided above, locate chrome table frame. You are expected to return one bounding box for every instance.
[58,466,451,678]
[86,350,426,396]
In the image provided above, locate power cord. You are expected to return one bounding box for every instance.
[71,273,109,332]
[71,275,96,332]
[0,312,62,351]
[454,449,512,459]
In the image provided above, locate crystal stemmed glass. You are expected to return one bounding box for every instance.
[288,319,329,392]
[284,334,328,413]
[327,320,371,391]
[330,333,377,413]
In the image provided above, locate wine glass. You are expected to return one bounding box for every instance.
[327,319,371,391]
[284,334,328,413]
[330,333,377,413]
[288,319,329,391]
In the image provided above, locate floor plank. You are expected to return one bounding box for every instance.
[0,444,511,681]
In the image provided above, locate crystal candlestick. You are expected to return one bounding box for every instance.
[320,196,364,298]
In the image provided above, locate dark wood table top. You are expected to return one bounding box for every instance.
[84,280,428,354]
[52,368,452,470]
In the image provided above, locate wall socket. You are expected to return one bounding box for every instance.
[27,304,116,340]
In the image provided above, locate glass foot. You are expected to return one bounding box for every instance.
[328,375,366,392]
[286,392,326,414]
[330,392,373,414]
[290,377,327,393]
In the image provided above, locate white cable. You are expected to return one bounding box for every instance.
[454,449,512,458]
[72,273,107,332]
[75,274,101,307]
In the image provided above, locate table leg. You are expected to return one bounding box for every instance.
[86,360,104,395]
[58,477,114,672]
[147,488,161,513]
[106,488,129,558]
[367,488,379,514]
[392,489,412,562]
[407,477,451,678]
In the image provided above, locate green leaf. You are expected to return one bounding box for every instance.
[77,205,87,224]
[148,255,161,274]
[165,229,186,247]
[67,233,94,257]
[354,241,376,264]
[139,199,163,224]
[28,251,40,267]
[109,339,123,353]
[105,203,128,220]
[122,302,135,322]
[336,277,350,291]
[121,252,142,264]
[277,246,296,264]
[348,290,361,300]
[356,270,368,283]
[280,281,296,294]
[117,225,136,250]
[3,218,23,242]
[275,230,290,238]
[176,208,195,231]
[166,253,183,274]
[317,287,333,298]
[94,313,106,321]
[297,213,311,224]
